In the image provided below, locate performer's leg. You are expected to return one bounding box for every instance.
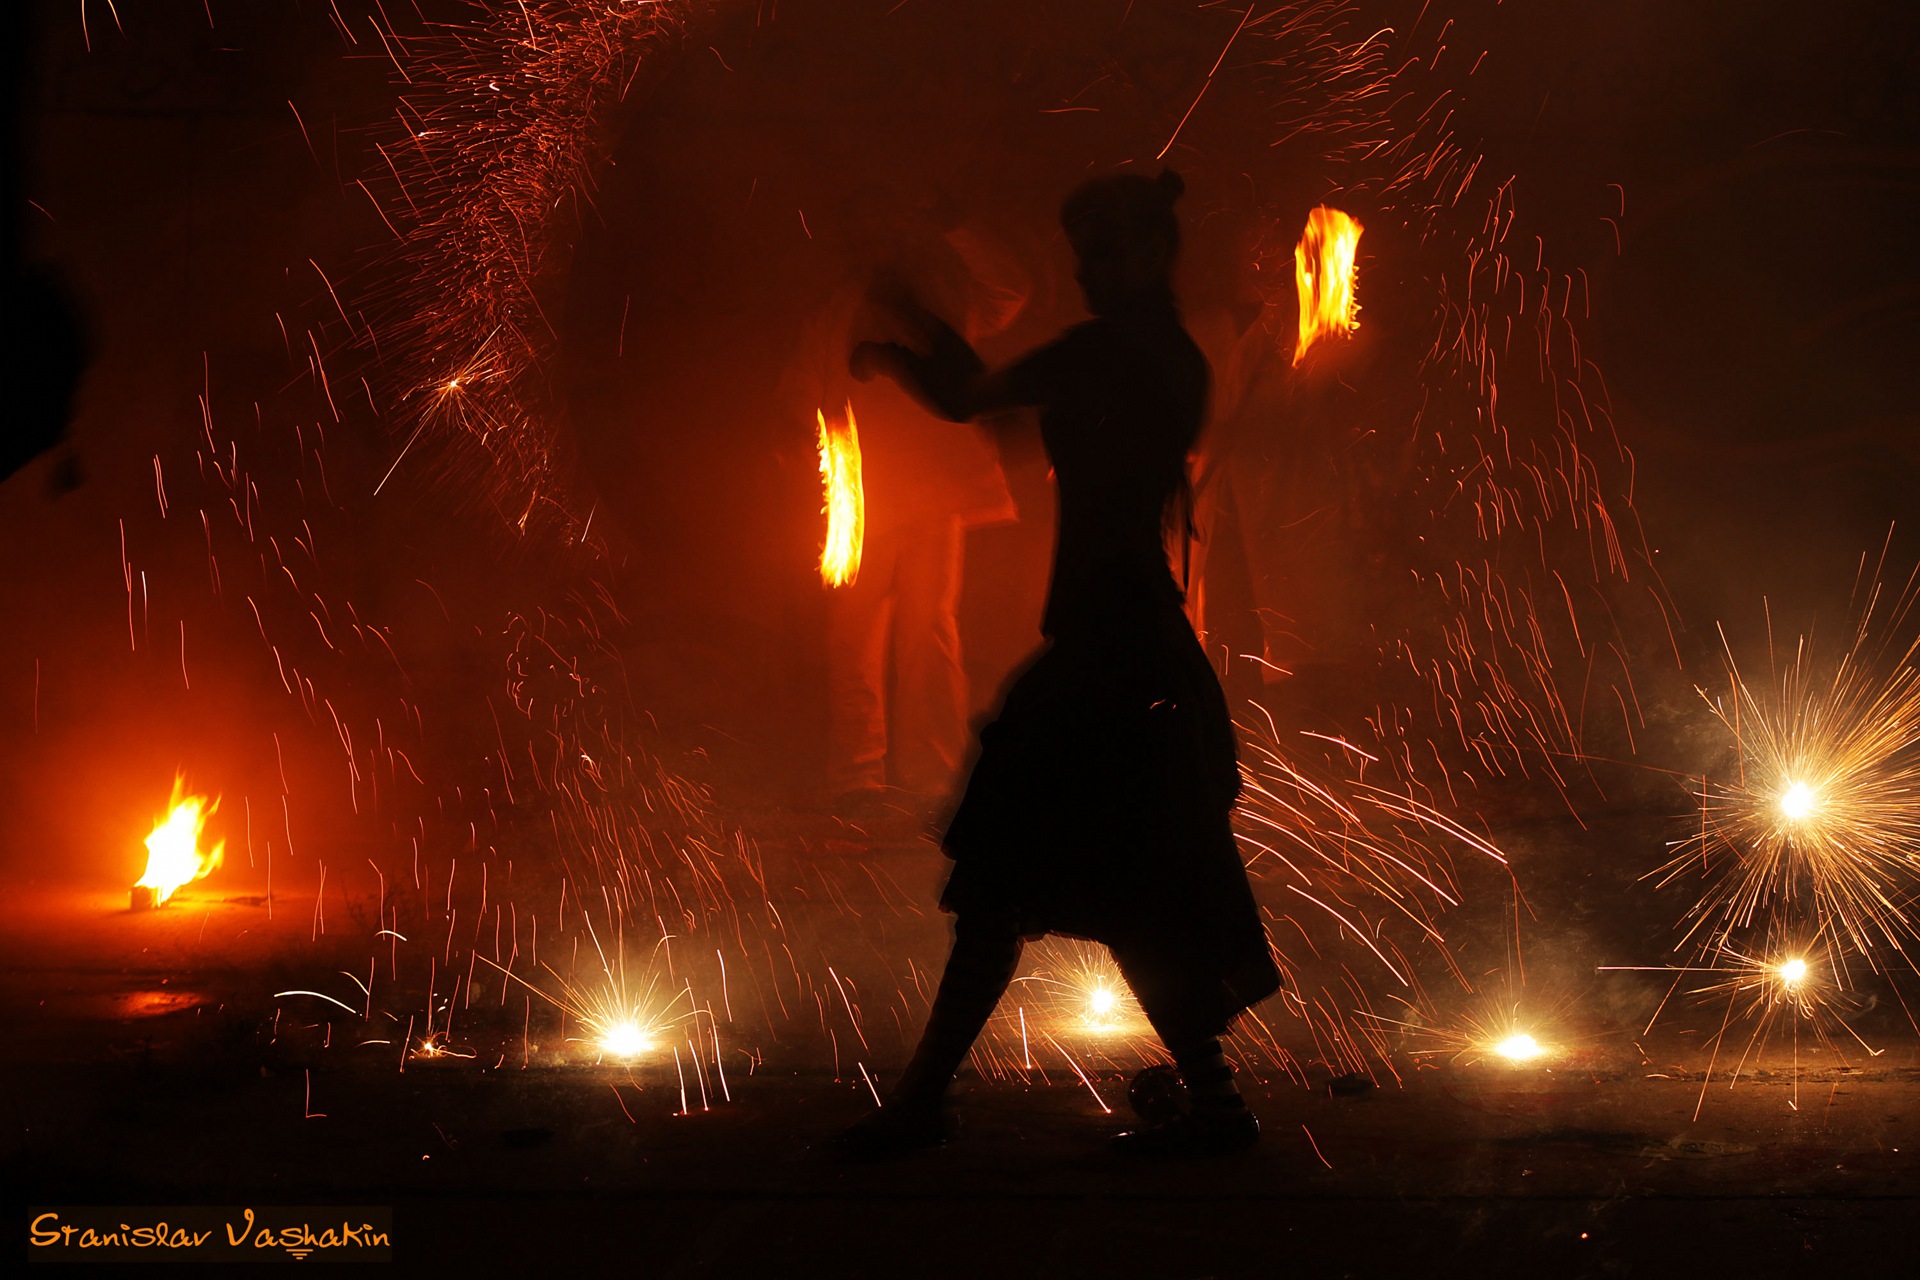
[837,910,1022,1152]
[1111,960,1260,1155]
[893,909,1023,1107]
[1164,1034,1250,1121]
[889,516,968,795]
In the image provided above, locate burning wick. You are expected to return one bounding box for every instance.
[1492,1033,1544,1062]
[1777,958,1809,986]
[132,776,224,910]
[1778,781,1818,823]
[1293,206,1364,365]
[817,402,865,587]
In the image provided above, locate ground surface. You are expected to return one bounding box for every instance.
[4,812,1918,1277]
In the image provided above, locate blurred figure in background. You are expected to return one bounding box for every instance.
[784,189,1026,817]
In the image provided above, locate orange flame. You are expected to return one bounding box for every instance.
[135,777,224,906]
[1293,206,1363,365]
[817,402,865,587]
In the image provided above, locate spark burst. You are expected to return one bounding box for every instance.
[1491,1032,1542,1062]
[1654,931,1881,1111]
[1014,940,1153,1041]
[1369,1006,1568,1069]
[1655,563,1920,963]
[1364,956,1582,1073]
[485,925,693,1065]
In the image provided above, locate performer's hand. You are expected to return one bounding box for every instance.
[849,340,890,382]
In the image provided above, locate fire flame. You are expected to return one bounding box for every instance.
[135,777,224,906]
[1293,206,1363,365]
[817,402,865,587]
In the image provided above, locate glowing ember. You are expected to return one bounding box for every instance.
[1492,1033,1543,1062]
[817,403,865,587]
[1292,205,1363,365]
[1777,957,1809,986]
[1778,781,1818,822]
[132,777,223,909]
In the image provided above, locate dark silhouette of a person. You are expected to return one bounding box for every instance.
[4,5,88,491]
[840,169,1280,1156]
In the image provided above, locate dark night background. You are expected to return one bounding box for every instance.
[6,1,1919,840]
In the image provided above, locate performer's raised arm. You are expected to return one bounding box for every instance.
[849,283,1024,423]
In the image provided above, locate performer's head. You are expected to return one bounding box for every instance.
[1061,169,1184,316]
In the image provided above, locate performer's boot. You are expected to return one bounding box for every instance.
[1111,1035,1259,1156]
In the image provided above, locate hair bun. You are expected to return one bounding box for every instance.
[1154,169,1186,203]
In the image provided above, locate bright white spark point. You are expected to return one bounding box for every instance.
[1493,1033,1543,1062]
[1087,987,1118,1018]
[1779,782,1818,822]
[1778,958,1809,985]
[598,1021,652,1059]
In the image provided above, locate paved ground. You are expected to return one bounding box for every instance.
[4,813,1918,1277]
[8,1044,1917,1275]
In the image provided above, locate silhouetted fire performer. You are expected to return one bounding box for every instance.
[840,169,1280,1156]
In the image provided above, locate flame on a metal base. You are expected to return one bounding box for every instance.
[133,776,223,908]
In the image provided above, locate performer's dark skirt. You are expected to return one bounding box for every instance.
[940,604,1282,1039]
